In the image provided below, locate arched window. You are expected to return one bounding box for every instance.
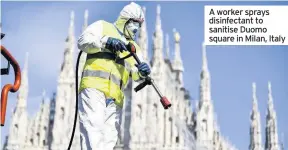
[137,104,142,119]
[153,104,158,118]
[176,136,179,143]
[202,119,207,132]
[61,107,65,119]
[13,124,18,136]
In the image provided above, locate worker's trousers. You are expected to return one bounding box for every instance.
[78,88,122,150]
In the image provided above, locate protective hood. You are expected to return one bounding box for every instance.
[114,2,144,39]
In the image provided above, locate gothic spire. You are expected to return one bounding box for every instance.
[83,9,88,31]
[249,82,262,150]
[267,82,275,116]
[78,9,89,88]
[16,52,29,108]
[151,5,164,65]
[199,43,211,105]
[172,28,184,86]
[165,33,170,59]
[41,90,46,104]
[52,11,76,147]
[202,42,209,72]
[31,89,49,146]
[137,6,148,61]
[68,11,75,54]
[69,11,74,39]
[172,28,184,71]
[155,5,162,35]
[64,10,75,52]
[252,83,259,110]
[60,11,75,80]
[6,52,29,149]
[38,90,49,146]
[195,42,214,145]
[265,81,279,150]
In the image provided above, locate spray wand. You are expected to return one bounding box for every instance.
[127,42,172,109]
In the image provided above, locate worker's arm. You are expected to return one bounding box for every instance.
[77,20,109,54]
[130,51,150,82]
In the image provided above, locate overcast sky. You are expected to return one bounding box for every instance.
[1,1,288,149]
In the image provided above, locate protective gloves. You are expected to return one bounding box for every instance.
[136,62,151,78]
[105,37,128,53]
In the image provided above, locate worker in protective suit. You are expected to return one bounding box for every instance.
[77,2,150,150]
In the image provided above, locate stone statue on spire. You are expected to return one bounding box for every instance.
[173,28,180,43]
[265,81,280,150]
[249,82,262,150]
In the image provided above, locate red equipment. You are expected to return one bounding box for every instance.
[127,42,172,109]
[1,33,22,126]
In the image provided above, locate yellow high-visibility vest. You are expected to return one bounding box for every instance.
[79,20,141,108]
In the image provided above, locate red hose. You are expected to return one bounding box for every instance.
[1,45,21,126]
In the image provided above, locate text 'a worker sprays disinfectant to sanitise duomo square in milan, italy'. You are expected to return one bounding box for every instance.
[1,2,286,150]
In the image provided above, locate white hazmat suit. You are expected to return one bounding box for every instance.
[77,2,145,150]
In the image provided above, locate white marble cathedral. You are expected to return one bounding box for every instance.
[2,5,284,150]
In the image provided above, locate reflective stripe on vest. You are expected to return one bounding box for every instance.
[82,70,123,89]
[86,52,132,72]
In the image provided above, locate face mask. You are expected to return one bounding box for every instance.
[125,21,140,40]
